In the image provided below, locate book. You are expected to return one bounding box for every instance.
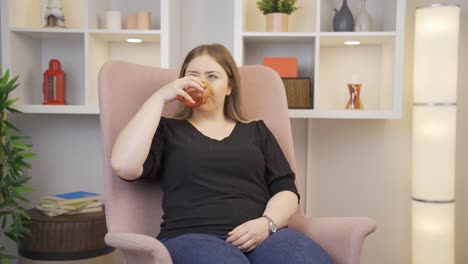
[37,204,102,217]
[40,191,102,205]
[39,200,102,211]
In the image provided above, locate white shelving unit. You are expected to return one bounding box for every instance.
[1,0,173,114]
[2,0,405,119]
[234,0,405,119]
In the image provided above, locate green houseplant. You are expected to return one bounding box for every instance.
[256,0,300,15]
[0,69,36,264]
[256,0,300,32]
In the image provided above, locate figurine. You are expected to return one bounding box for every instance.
[44,0,66,28]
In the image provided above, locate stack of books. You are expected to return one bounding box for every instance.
[37,191,103,217]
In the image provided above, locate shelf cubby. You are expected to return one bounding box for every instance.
[9,31,85,106]
[87,32,162,106]
[243,37,316,80]
[8,0,85,29]
[88,0,161,30]
[316,35,395,111]
[320,0,397,32]
[243,0,317,33]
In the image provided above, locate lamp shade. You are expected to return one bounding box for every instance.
[413,5,460,103]
[412,201,454,264]
[412,106,456,201]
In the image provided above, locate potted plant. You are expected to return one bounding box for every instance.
[0,69,36,264]
[256,0,300,32]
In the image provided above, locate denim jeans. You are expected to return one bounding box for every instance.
[160,228,334,264]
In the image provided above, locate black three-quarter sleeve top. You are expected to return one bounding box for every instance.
[128,117,299,239]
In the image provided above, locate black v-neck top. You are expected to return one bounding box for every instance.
[133,117,299,239]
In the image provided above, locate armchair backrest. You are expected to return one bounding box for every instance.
[98,61,302,236]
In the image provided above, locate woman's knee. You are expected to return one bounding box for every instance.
[247,228,334,264]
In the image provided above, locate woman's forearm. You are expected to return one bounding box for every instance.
[111,93,165,180]
[262,191,299,229]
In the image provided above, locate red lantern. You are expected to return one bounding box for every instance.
[43,59,66,105]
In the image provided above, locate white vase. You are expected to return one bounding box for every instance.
[354,0,372,31]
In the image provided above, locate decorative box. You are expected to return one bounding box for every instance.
[263,57,298,78]
[282,78,313,109]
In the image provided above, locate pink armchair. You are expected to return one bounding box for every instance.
[98,61,376,264]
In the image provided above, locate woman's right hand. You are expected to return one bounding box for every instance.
[154,75,206,104]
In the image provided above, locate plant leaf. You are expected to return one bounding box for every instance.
[11,142,29,150]
[4,120,20,132]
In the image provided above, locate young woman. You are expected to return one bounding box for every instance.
[111,44,333,264]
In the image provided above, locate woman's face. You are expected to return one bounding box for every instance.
[185,54,231,113]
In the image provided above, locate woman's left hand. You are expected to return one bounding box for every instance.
[226,217,269,252]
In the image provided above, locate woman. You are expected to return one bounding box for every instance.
[111,43,333,264]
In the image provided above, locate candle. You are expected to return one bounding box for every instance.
[136,11,151,30]
[125,14,137,29]
[106,11,121,30]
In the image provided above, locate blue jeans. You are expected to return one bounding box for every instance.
[160,228,334,264]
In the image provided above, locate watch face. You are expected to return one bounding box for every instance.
[263,215,277,234]
[270,222,277,233]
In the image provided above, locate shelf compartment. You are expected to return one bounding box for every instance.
[319,0,397,32]
[243,36,316,80]
[87,33,162,106]
[316,35,395,111]
[88,0,161,30]
[8,0,85,29]
[243,0,317,33]
[9,31,86,106]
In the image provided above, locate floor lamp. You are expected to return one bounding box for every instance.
[412,4,460,264]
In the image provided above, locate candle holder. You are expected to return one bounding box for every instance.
[345,83,363,110]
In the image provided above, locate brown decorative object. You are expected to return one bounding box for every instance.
[266,13,288,32]
[125,14,137,29]
[19,207,115,262]
[136,11,151,29]
[282,78,313,109]
[345,83,363,110]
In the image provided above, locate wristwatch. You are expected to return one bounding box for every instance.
[262,215,278,234]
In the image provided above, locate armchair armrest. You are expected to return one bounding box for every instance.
[289,216,376,264]
[105,232,172,264]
